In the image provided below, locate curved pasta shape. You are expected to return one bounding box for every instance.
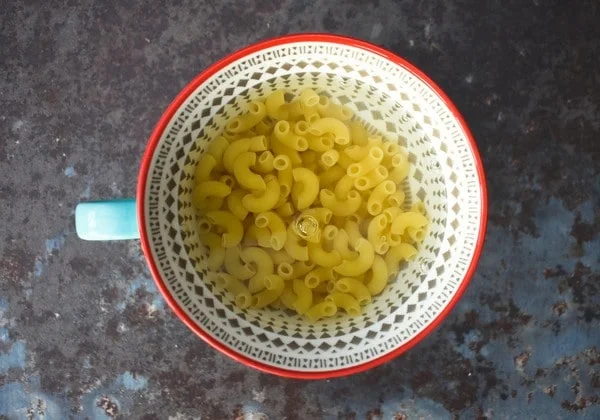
[367,180,396,215]
[334,277,371,305]
[224,246,255,280]
[276,262,294,280]
[275,201,295,218]
[347,147,384,178]
[308,241,342,267]
[252,274,284,309]
[406,226,427,243]
[301,150,317,165]
[319,149,339,168]
[344,220,364,245]
[293,120,310,136]
[387,191,406,208]
[366,255,388,295]
[333,228,358,260]
[207,136,230,163]
[300,207,333,225]
[292,279,313,314]
[390,211,429,235]
[334,238,375,277]
[215,273,251,309]
[194,154,218,184]
[265,90,289,120]
[349,120,368,146]
[192,181,231,210]
[299,88,319,107]
[319,165,346,187]
[268,249,295,265]
[308,117,350,145]
[223,135,268,173]
[291,261,315,279]
[316,96,353,121]
[280,286,297,310]
[271,136,302,166]
[292,167,320,209]
[272,154,292,198]
[307,134,334,152]
[274,120,308,151]
[367,214,389,255]
[302,103,320,124]
[205,210,243,247]
[319,189,361,217]
[336,150,354,169]
[304,266,335,288]
[199,232,225,271]
[254,150,274,173]
[254,118,274,135]
[305,301,337,322]
[242,247,274,293]
[244,224,271,248]
[233,152,266,191]
[255,211,287,251]
[334,174,355,199]
[218,175,235,190]
[242,176,281,213]
[354,165,389,191]
[226,189,248,220]
[382,206,402,225]
[284,224,309,261]
[227,101,267,133]
[343,145,369,161]
[385,243,418,276]
[325,292,361,316]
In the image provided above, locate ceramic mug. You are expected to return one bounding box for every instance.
[75,34,487,379]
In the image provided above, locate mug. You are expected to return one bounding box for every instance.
[75,34,487,379]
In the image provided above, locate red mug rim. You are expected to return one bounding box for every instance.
[136,33,488,379]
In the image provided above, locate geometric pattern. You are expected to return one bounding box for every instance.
[143,41,483,371]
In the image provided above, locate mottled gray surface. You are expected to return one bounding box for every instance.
[1,0,599,419]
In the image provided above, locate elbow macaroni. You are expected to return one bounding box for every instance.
[193,90,429,321]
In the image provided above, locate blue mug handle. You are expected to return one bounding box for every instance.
[75,199,140,240]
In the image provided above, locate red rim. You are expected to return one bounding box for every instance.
[137,33,488,380]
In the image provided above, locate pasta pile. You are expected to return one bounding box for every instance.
[192,89,429,321]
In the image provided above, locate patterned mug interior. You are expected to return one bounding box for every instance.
[140,37,485,375]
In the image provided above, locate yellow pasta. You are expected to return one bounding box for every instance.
[242,176,280,213]
[192,181,231,210]
[222,135,268,173]
[205,210,243,247]
[284,225,309,261]
[227,189,248,220]
[199,232,225,271]
[365,255,388,295]
[347,147,384,177]
[325,292,361,316]
[334,277,371,305]
[192,91,429,321]
[216,273,252,309]
[349,120,368,146]
[233,152,266,191]
[334,238,375,277]
[227,101,267,133]
[390,211,429,235]
[367,180,396,216]
[242,247,274,293]
[255,211,287,251]
[308,117,350,145]
[355,166,389,191]
[304,266,335,289]
[274,120,308,151]
[320,189,361,217]
[265,90,289,120]
[224,246,255,280]
[194,154,218,184]
[367,214,389,255]
[292,168,320,209]
[385,243,418,276]
[305,301,337,322]
[292,279,313,314]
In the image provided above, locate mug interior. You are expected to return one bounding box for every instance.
[139,36,485,375]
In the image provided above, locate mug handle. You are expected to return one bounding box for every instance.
[75,199,140,240]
